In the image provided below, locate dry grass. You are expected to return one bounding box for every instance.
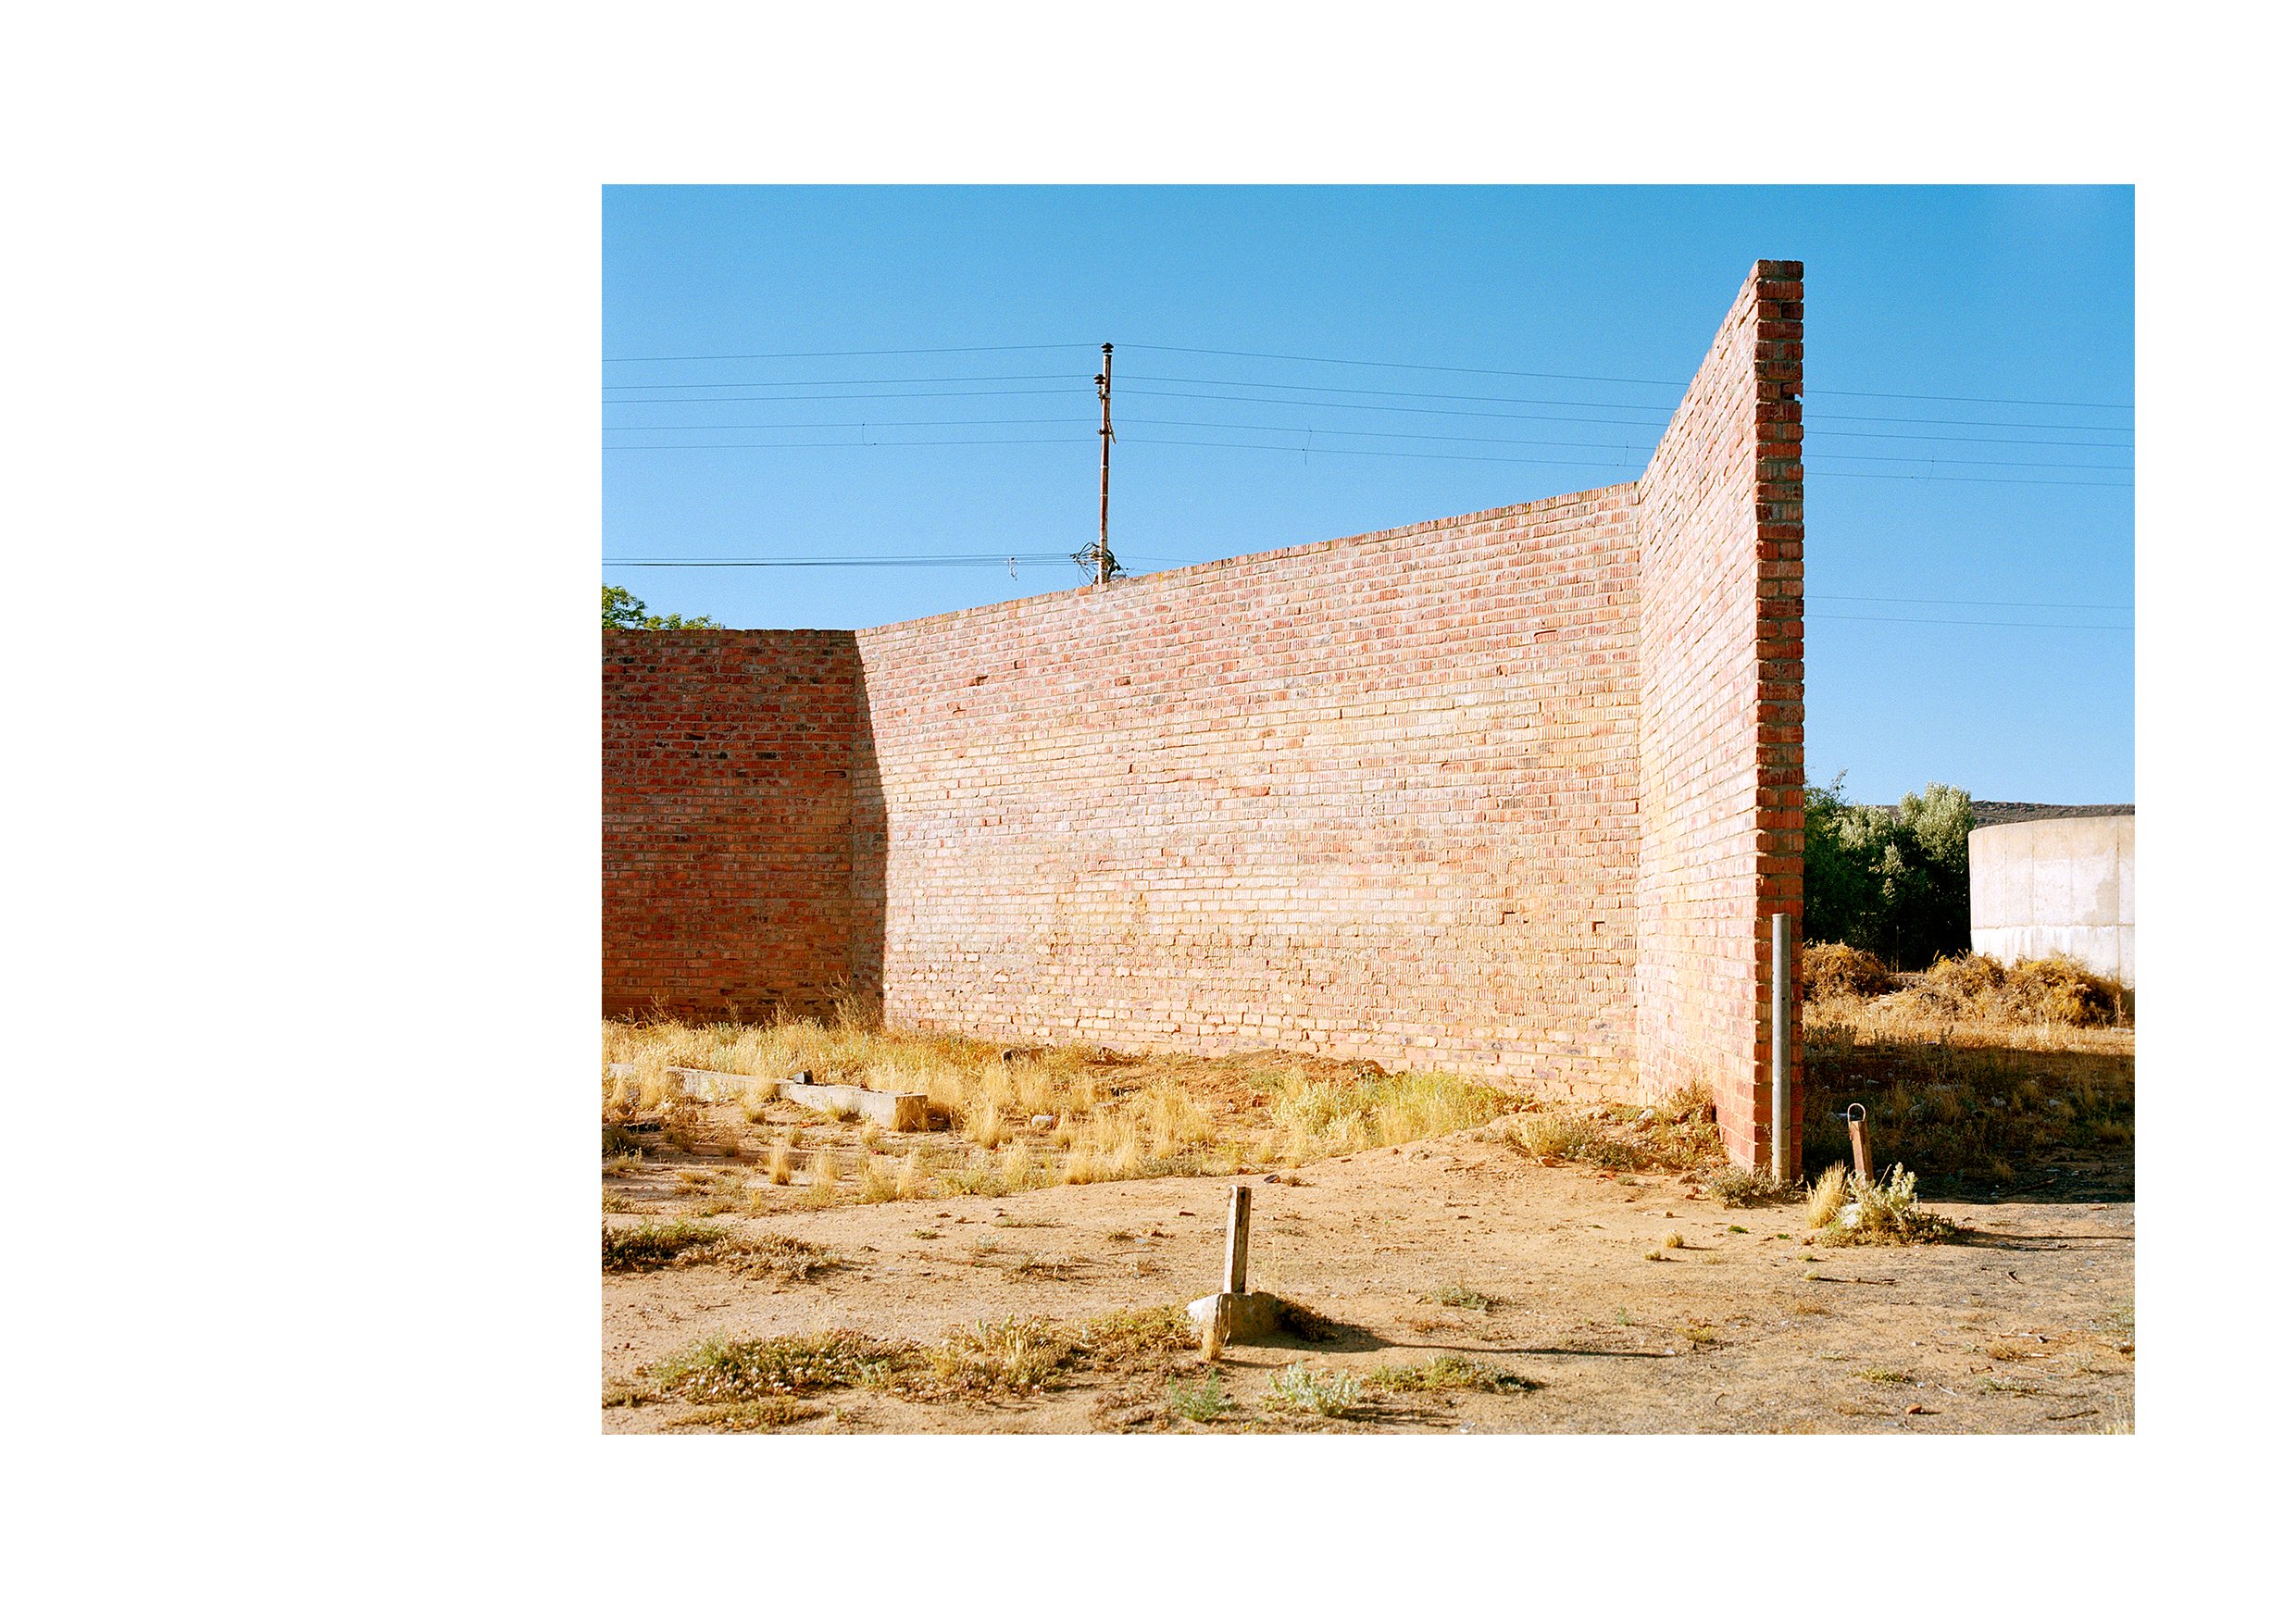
[1423,1284,1495,1313]
[1815,1165,1960,1247]
[665,1396,820,1432]
[1705,1164,1797,1206]
[601,1220,838,1282]
[651,1304,1200,1417]
[605,1015,1516,1211]
[1803,941,1893,1000]
[1801,1020,2133,1189]
[1805,950,2133,1050]
[1366,1355,1540,1394]
[1802,951,2134,1191]
[1806,1163,1850,1229]
[1502,1086,1724,1175]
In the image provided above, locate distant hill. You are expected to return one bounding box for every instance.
[1967,801,2135,829]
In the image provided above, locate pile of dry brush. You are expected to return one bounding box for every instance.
[1803,942,2130,1027]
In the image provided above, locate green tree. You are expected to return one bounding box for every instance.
[603,584,720,630]
[1802,775,1975,968]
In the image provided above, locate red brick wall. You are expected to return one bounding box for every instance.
[1633,261,1806,1170]
[601,630,871,1020]
[599,262,1803,1164]
[852,487,1641,1092]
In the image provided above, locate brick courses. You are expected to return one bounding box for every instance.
[1633,261,1805,1171]
[601,631,869,1020]
[600,261,1805,1167]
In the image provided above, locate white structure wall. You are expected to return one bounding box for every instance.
[1969,815,2135,984]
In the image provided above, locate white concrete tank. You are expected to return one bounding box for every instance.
[1969,814,2135,984]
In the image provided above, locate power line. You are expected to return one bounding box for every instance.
[605,417,1087,430]
[602,371,2134,434]
[599,556,2136,613]
[604,390,2134,443]
[605,554,1077,567]
[1812,467,2129,489]
[598,336,2128,411]
[1117,434,2129,487]
[603,414,2130,474]
[1809,593,2129,612]
[596,401,2130,452]
[601,430,2131,486]
[1121,342,2131,411]
[605,436,1090,450]
[1124,384,2132,435]
[604,372,1082,391]
[1807,613,2132,630]
[603,342,1091,363]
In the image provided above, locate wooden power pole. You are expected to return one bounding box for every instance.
[1095,342,1116,584]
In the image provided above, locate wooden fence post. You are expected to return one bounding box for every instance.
[1224,1185,1252,1294]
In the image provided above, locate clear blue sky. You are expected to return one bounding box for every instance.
[604,186,2133,805]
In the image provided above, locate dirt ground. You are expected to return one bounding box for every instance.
[603,1118,2134,1434]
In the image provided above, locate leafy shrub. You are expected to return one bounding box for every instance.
[1707,1164,1797,1207]
[1168,1371,1234,1422]
[1816,1165,1959,1246]
[1266,1363,1363,1416]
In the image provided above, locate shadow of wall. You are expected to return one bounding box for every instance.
[601,629,881,1023]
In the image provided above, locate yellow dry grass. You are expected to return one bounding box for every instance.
[603,1014,1518,1211]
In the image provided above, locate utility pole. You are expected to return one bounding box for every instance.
[1095,342,1116,584]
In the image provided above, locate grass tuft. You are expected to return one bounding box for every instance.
[601,1220,835,1282]
[1423,1284,1494,1313]
[1167,1370,1235,1422]
[665,1396,818,1431]
[1366,1354,1539,1394]
[1806,1164,1849,1229]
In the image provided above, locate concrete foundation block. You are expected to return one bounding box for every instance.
[1185,1291,1282,1342]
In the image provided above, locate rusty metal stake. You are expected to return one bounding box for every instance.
[1847,1101,1872,1183]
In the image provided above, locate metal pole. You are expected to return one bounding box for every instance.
[1771,909,1789,1181]
[1099,345,1114,582]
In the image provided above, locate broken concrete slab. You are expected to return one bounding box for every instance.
[666,1065,930,1131]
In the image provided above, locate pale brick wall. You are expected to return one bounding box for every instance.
[853,485,1641,1094]
[1633,261,1806,1170]
[600,262,1804,1166]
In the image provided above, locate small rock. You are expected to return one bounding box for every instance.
[1264,1173,1281,1184]
[1904,1404,1926,1415]
[1031,1114,1055,1128]
[792,1070,814,1086]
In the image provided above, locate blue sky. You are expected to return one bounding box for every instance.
[604,186,2133,804]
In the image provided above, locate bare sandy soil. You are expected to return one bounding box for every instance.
[603,1123,2134,1434]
